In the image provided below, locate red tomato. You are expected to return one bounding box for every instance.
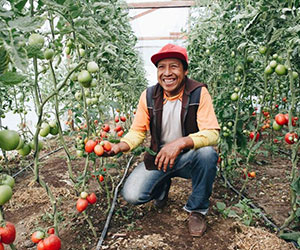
[37,240,46,250]
[248,171,256,178]
[285,132,298,144]
[282,97,287,102]
[102,124,110,132]
[117,130,124,137]
[103,141,112,151]
[85,140,97,153]
[100,131,107,138]
[114,125,122,132]
[86,193,97,204]
[292,117,298,126]
[249,132,259,141]
[115,116,119,123]
[94,144,104,156]
[98,175,104,182]
[43,234,61,250]
[275,113,287,126]
[284,114,289,125]
[31,231,45,243]
[76,198,89,212]
[47,227,55,235]
[120,116,126,122]
[0,243,4,250]
[0,221,16,244]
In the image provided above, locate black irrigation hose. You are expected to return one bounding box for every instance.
[220,172,300,248]
[12,146,64,178]
[220,171,280,231]
[96,155,134,250]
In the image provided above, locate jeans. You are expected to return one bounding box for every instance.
[121,146,218,214]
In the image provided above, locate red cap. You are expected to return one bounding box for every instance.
[151,43,188,66]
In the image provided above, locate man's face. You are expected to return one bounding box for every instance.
[157,58,188,97]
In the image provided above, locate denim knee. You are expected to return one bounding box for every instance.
[194,146,218,170]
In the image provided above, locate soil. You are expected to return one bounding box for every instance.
[1,137,298,250]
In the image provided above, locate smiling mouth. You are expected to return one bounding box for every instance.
[163,78,176,85]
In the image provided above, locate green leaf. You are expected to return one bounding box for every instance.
[227,210,238,218]
[8,16,46,32]
[0,71,26,85]
[291,176,300,194]
[216,201,226,211]
[14,0,28,11]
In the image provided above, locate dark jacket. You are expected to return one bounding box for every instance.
[144,77,207,170]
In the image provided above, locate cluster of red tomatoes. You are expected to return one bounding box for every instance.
[85,139,112,156]
[31,227,61,250]
[273,113,298,144]
[76,192,97,213]
[0,221,16,249]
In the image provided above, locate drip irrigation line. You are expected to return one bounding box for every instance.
[220,171,280,231]
[12,146,64,178]
[96,155,134,250]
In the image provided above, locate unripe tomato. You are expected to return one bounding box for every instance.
[0,221,16,244]
[230,92,239,101]
[76,198,88,212]
[269,60,277,68]
[249,132,260,142]
[258,46,267,54]
[28,33,44,47]
[87,61,99,73]
[80,191,89,199]
[78,70,92,88]
[44,48,54,60]
[0,174,15,188]
[85,140,97,153]
[275,114,287,126]
[292,71,298,79]
[272,120,282,131]
[275,64,287,76]
[18,144,31,156]
[0,184,13,205]
[31,231,45,243]
[86,193,97,204]
[264,65,273,75]
[0,130,20,151]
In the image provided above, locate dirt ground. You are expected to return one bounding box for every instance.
[1,138,298,250]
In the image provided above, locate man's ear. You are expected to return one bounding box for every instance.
[185,70,189,76]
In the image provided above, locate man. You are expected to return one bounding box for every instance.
[108,43,220,237]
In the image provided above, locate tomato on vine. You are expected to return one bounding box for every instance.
[249,132,260,142]
[0,221,16,244]
[76,198,88,212]
[94,144,104,156]
[86,193,97,204]
[285,133,298,144]
[85,140,96,153]
[31,231,45,243]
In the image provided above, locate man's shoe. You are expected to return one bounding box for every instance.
[154,179,171,208]
[188,212,207,237]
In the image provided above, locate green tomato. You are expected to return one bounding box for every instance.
[0,174,15,188]
[258,46,267,54]
[0,130,20,151]
[78,70,92,88]
[66,39,73,47]
[79,48,85,57]
[90,79,97,87]
[76,150,84,157]
[65,47,71,55]
[29,140,44,151]
[44,48,54,60]
[87,61,99,73]
[230,92,239,101]
[272,120,282,131]
[50,125,59,135]
[269,60,277,68]
[16,138,24,150]
[75,91,82,101]
[292,71,298,79]
[247,55,254,63]
[18,144,31,156]
[275,64,287,76]
[28,33,44,47]
[0,184,13,205]
[40,123,51,137]
[264,65,274,75]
